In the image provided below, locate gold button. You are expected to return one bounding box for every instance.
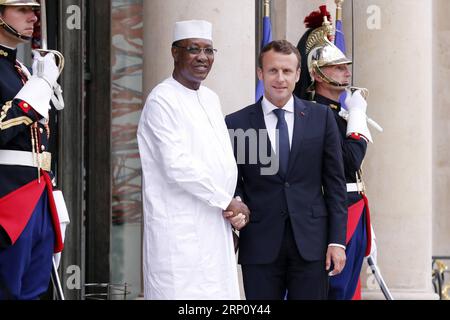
[41,145,46,151]
[23,103,29,108]
[39,128,44,134]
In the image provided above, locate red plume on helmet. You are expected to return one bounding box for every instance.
[294,5,333,100]
[304,5,332,29]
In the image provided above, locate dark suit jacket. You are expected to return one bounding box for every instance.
[225,96,347,264]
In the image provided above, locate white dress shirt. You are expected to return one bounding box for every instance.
[261,96,294,151]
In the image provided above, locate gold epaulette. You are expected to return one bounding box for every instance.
[329,104,339,110]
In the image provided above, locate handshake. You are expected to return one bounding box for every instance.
[222,197,250,231]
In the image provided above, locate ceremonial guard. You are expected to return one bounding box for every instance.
[0,0,66,300]
[294,6,376,300]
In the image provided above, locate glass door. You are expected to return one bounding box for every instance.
[110,0,144,299]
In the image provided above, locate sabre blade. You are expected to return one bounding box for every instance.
[40,0,48,50]
[367,256,394,300]
[51,258,65,300]
[367,117,383,133]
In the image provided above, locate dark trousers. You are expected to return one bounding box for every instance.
[242,219,329,300]
[0,190,54,300]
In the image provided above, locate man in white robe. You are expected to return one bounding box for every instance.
[137,20,250,300]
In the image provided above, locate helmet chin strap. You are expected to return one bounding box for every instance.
[0,17,32,42]
[313,64,349,88]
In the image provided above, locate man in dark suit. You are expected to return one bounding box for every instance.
[225,40,347,300]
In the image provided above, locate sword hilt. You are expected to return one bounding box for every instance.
[35,49,65,74]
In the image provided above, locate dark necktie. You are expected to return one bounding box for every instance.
[273,108,290,177]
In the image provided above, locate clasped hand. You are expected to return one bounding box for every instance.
[32,51,60,88]
[223,197,250,231]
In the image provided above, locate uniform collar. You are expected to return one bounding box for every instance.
[0,44,17,63]
[314,94,341,111]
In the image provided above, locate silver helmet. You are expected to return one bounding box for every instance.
[306,16,352,88]
[0,0,40,7]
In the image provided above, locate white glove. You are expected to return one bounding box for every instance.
[32,51,60,87]
[344,89,373,143]
[15,52,61,119]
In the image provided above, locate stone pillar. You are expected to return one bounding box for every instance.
[348,0,436,299]
[143,0,255,115]
[432,1,450,259]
